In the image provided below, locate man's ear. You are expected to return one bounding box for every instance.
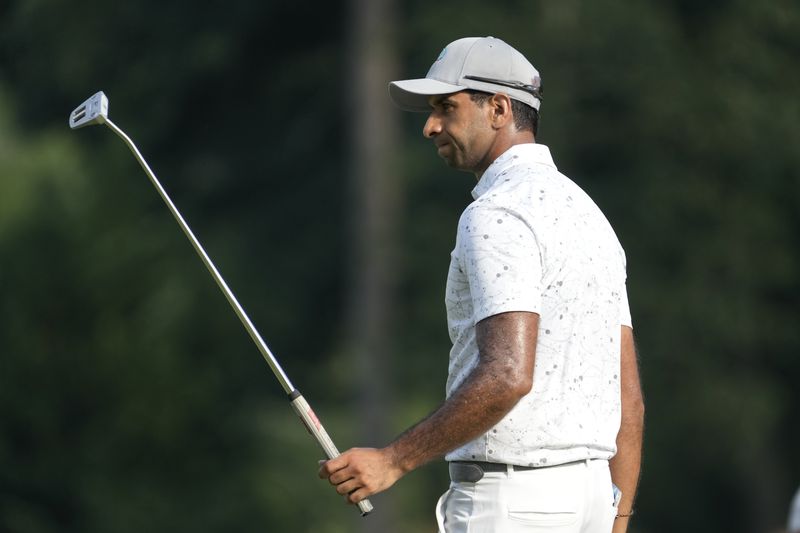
[489,93,514,129]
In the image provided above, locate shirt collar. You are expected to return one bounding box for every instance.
[471,143,557,200]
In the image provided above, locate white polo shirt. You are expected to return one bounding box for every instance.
[444,143,631,467]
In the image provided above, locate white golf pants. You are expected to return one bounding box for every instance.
[436,459,617,533]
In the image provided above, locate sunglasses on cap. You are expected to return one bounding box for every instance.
[463,75,543,101]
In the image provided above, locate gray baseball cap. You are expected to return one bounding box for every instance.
[389,36,543,112]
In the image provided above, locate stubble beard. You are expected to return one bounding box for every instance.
[439,141,480,174]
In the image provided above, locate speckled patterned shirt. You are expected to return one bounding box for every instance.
[444,143,631,467]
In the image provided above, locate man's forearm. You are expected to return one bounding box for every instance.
[610,326,645,533]
[610,412,643,532]
[318,312,538,503]
[387,360,527,473]
[387,312,538,473]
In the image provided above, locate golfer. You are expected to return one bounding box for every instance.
[319,36,644,533]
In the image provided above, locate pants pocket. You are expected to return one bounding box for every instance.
[506,475,580,527]
[437,483,475,533]
[507,508,578,527]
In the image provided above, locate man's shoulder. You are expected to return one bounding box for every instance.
[460,194,520,225]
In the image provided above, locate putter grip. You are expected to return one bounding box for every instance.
[289,391,374,517]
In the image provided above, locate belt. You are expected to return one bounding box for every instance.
[448,461,537,483]
[448,460,587,483]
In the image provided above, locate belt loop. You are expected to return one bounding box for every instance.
[506,463,514,478]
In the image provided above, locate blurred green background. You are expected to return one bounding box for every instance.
[1,0,798,532]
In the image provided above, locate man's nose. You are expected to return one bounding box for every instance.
[423,113,441,138]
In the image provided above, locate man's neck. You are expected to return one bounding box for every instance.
[473,132,536,179]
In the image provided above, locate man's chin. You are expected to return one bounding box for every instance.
[441,157,471,172]
[438,151,461,168]
[436,148,472,172]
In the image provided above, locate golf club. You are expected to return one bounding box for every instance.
[69,91,373,517]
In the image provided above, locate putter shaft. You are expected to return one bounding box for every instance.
[71,95,373,516]
[104,117,374,517]
[104,118,296,394]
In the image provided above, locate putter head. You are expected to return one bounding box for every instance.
[69,91,109,129]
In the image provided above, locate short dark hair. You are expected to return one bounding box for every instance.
[467,90,540,137]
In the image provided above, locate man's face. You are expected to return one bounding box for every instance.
[423,92,496,175]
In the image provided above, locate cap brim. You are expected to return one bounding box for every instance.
[388,78,466,112]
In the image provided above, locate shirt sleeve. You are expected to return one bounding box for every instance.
[457,201,543,323]
[620,281,633,328]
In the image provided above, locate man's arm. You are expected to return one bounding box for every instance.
[318,311,539,504]
[610,325,645,533]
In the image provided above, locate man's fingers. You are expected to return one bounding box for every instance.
[347,487,369,504]
[328,469,355,486]
[320,455,348,477]
[334,478,361,496]
[317,447,394,506]
[317,455,347,478]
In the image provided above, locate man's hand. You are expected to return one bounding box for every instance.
[318,447,404,504]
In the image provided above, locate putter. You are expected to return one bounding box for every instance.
[69,91,373,517]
